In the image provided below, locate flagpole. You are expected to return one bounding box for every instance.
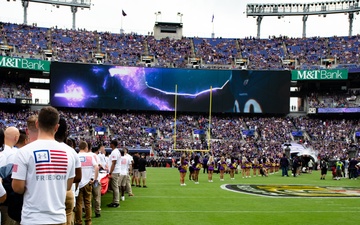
[211,14,215,38]
[120,14,124,34]
[120,10,126,34]
[120,15,124,34]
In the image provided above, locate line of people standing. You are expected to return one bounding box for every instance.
[177,153,283,185]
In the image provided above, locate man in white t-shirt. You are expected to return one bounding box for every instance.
[75,141,98,225]
[0,126,20,166]
[118,148,132,202]
[90,145,102,218]
[0,126,19,225]
[55,117,82,225]
[107,140,121,208]
[12,106,75,225]
[124,148,134,197]
[97,144,107,171]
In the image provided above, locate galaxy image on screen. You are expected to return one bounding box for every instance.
[50,62,290,114]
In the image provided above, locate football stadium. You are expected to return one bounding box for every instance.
[0,0,360,225]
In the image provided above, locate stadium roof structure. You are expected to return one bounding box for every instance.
[246,0,360,38]
[13,0,91,29]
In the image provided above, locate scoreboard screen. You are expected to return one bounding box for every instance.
[50,62,290,114]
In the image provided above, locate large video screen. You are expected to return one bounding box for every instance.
[50,62,290,114]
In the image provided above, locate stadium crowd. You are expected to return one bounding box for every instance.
[1,23,360,70]
[0,108,358,163]
[0,20,360,225]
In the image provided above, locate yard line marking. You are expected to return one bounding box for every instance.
[102,210,360,213]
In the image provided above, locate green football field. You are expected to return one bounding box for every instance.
[93,167,360,225]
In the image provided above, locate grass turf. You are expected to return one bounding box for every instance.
[93,168,360,225]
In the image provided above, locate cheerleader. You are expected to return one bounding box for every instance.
[252,157,260,177]
[225,156,231,174]
[241,156,247,178]
[265,158,272,174]
[178,155,188,186]
[192,155,201,184]
[245,158,252,178]
[218,156,227,181]
[270,158,276,174]
[207,155,215,182]
[228,157,237,180]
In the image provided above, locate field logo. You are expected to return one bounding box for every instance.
[222,184,360,197]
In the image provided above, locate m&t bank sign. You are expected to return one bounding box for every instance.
[0,56,50,72]
[291,69,348,80]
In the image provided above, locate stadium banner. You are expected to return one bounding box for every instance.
[50,62,290,114]
[317,108,360,113]
[0,56,50,72]
[0,97,16,104]
[291,69,348,80]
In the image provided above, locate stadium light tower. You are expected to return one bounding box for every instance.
[177,12,183,23]
[247,0,360,38]
[155,11,161,22]
[20,0,91,29]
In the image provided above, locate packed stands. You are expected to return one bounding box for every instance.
[0,22,360,163]
[1,22,360,71]
[0,108,358,162]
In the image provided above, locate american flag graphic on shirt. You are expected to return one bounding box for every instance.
[34,149,68,174]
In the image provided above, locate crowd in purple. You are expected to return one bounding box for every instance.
[0,109,358,165]
[1,23,360,71]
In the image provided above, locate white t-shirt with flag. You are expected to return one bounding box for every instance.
[60,142,81,196]
[109,148,121,174]
[119,156,132,175]
[78,151,97,189]
[11,139,76,225]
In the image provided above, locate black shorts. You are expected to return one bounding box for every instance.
[321,168,327,175]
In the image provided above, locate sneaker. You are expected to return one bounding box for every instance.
[136,185,141,187]
[121,196,125,201]
[143,185,147,188]
[107,203,119,208]
[128,193,134,197]
[95,213,101,218]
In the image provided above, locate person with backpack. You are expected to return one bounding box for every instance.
[320,158,328,180]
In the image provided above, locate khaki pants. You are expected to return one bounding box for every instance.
[75,184,92,225]
[92,182,101,214]
[65,190,74,225]
[110,173,120,204]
